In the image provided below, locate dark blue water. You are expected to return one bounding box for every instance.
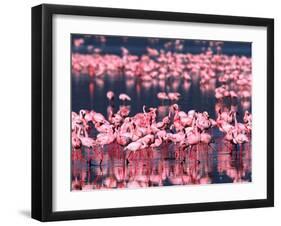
[72,34,251,57]
[72,76,214,117]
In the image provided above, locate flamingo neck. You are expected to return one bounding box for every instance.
[234,112,238,128]
[143,105,147,114]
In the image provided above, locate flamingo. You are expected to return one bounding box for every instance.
[119,93,131,104]
[157,92,169,104]
[78,136,96,148]
[124,141,143,164]
[106,90,115,102]
[167,92,181,102]
[72,133,82,149]
[91,111,107,124]
[96,132,116,147]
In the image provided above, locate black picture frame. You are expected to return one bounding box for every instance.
[32,3,274,222]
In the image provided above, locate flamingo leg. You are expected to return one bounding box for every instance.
[99,150,103,166]
[126,151,132,165]
[208,144,216,152]
[223,142,232,153]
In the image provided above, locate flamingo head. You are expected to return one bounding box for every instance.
[172,104,179,111]
[188,110,196,117]
[124,117,130,123]
[79,109,87,118]
[203,111,209,118]
[149,107,157,113]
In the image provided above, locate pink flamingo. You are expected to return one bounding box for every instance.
[200,132,212,145]
[124,141,143,164]
[106,90,115,102]
[72,132,82,149]
[157,92,169,104]
[167,92,181,102]
[96,132,116,147]
[91,111,108,124]
[119,93,131,104]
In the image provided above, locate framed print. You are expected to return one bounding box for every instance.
[31,4,274,221]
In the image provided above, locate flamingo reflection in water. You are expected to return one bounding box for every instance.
[71,141,251,190]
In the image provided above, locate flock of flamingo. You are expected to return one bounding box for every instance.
[72,38,251,102]
[72,91,251,165]
[71,37,252,190]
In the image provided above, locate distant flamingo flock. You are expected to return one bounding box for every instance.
[72,40,251,103]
